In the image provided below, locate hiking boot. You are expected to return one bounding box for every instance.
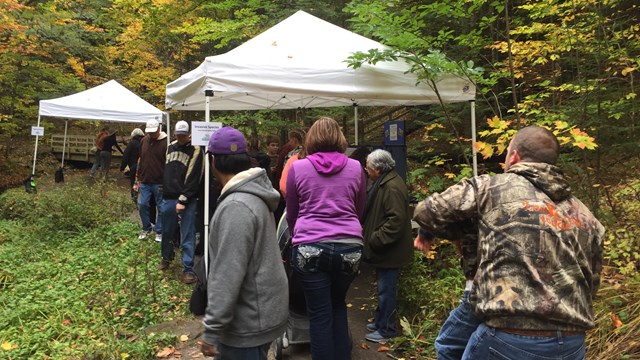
[366,323,378,332]
[365,330,391,344]
[182,272,197,284]
[154,233,162,243]
[138,230,151,240]
[158,259,171,270]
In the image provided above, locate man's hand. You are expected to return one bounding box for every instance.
[200,341,219,357]
[176,202,186,214]
[132,182,139,192]
[414,233,434,257]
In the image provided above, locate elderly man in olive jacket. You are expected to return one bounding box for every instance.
[362,149,413,343]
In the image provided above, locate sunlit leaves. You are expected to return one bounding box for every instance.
[569,128,597,150]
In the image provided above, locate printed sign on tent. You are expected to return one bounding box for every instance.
[191,121,223,146]
[31,126,45,136]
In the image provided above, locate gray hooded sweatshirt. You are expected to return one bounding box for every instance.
[203,167,288,347]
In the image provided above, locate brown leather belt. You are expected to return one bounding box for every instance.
[498,328,584,337]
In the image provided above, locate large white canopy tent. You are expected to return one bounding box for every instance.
[33,80,166,175]
[165,10,477,272]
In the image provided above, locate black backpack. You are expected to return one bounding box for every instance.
[189,255,208,316]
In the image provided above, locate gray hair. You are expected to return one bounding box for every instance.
[367,149,395,172]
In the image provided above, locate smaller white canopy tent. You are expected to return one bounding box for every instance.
[33,80,166,175]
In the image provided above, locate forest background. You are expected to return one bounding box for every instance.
[0,0,639,359]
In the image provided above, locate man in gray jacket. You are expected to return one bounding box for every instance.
[200,126,288,359]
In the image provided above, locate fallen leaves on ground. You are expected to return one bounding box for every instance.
[611,313,623,328]
[360,342,370,350]
[156,347,175,358]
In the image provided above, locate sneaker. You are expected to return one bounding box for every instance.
[366,323,378,332]
[138,230,151,240]
[365,330,391,344]
[158,259,171,270]
[182,272,197,284]
[154,233,162,243]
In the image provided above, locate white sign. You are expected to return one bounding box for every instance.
[31,126,45,136]
[191,121,223,146]
[389,123,398,141]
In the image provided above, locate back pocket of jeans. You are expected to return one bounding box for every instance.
[294,245,322,272]
[340,250,362,275]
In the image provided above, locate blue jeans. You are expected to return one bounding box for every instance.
[98,151,112,179]
[138,183,164,234]
[292,242,362,360]
[461,323,586,360]
[90,152,100,176]
[214,341,270,360]
[161,198,197,273]
[374,268,399,338]
[435,291,481,360]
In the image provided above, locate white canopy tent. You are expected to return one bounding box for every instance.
[33,80,166,175]
[166,10,474,111]
[165,10,477,273]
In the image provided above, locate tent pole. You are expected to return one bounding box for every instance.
[204,90,214,278]
[353,103,359,146]
[471,100,478,177]
[61,120,68,168]
[166,113,171,146]
[31,115,41,176]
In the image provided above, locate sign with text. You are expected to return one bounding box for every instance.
[31,126,45,136]
[384,121,405,146]
[191,121,223,146]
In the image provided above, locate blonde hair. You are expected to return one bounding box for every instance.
[305,116,348,155]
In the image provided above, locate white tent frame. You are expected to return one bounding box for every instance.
[165,11,478,275]
[32,80,167,175]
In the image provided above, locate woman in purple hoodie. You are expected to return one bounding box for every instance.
[286,116,366,360]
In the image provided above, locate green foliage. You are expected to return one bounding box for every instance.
[0,182,193,359]
[0,180,134,233]
[587,274,640,359]
[394,246,464,358]
[601,179,640,275]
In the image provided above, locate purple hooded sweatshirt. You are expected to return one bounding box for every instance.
[285,151,366,246]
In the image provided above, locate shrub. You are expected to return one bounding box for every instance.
[0,179,134,234]
[395,244,465,358]
[0,180,194,359]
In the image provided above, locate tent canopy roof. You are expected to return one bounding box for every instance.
[166,11,475,111]
[40,80,164,123]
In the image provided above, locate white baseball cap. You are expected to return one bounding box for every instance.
[145,119,160,133]
[175,121,189,135]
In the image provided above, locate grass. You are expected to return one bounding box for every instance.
[0,178,193,359]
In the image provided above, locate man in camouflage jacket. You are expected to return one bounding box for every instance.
[413,126,604,360]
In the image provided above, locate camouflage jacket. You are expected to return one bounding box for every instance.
[413,162,604,331]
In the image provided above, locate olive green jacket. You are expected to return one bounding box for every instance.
[362,170,413,269]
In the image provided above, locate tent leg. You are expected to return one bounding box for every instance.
[61,120,68,168]
[166,113,171,145]
[353,103,359,146]
[31,115,41,176]
[471,100,477,177]
[204,90,214,278]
